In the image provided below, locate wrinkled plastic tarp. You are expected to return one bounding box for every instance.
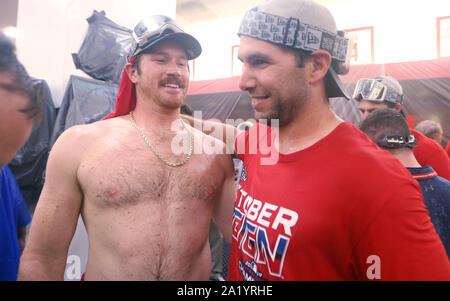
[72,10,134,84]
[8,78,57,212]
[185,91,254,123]
[50,75,118,147]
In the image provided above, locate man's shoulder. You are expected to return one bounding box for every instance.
[56,117,127,145]
[189,124,231,156]
[435,175,450,188]
[411,129,443,151]
[0,165,17,192]
[330,123,414,182]
[327,122,384,157]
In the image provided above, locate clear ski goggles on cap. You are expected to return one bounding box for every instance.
[376,135,417,149]
[129,15,199,59]
[352,78,403,104]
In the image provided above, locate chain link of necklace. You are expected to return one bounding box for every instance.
[129,111,193,167]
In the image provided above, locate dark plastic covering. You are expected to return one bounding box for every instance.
[50,75,118,147]
[185,91,253,122]
[8,78,57,213]
[71,10,134,84]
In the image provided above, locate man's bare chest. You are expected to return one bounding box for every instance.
[76,141,223,209]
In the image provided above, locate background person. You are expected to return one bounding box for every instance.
[0,33,40,280]
[415,119,444,147]
[354,76,450,180]
[360,108,450,258]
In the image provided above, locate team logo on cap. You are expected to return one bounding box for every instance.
[306,29,321,48]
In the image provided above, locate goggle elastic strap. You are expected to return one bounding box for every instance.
[238,8,350,67]
[376,135,417,149]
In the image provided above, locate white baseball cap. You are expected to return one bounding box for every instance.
[238,0,352,99]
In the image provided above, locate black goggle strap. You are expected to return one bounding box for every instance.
[376,134,417,149]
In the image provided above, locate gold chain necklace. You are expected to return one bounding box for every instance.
[129,111,193,167]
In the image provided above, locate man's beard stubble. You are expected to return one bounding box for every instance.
[258,86,308,128]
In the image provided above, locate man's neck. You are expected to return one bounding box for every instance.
[276,97,342,154]
[132,98,182,131]
[388,148,421,168]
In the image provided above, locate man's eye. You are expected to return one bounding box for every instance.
[252,59,267,66]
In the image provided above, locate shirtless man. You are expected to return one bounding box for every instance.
[18,16,235,281]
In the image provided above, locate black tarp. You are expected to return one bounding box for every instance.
[8,78,57,213]
[71,10,134,84]
[50,75,118,148]
[185,91,254,122]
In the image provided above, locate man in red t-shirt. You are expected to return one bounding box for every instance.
[188,0,450,280]
[356,76,450,180]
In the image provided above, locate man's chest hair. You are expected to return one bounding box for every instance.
[77,148,223,209]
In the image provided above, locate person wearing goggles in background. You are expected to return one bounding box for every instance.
[18,15,236,281]
[354,76,450,180]
[360,108,450,258]
[184,0,450,280]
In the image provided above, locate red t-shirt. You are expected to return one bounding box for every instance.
[411,129,450,181]
[228,122,450,281]
[446,141,450,159]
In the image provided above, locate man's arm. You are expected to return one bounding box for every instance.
[182,114,241,155]
[353,184,450,280]
[212,153,237,244]
[18,127,86,280]
[412,129,450,181]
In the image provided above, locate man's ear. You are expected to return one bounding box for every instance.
[309,50,332,84]
[125,62,138,84]
[394,103,402,112]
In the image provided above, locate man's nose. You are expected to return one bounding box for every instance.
[166,61,183,76]
[360,111,369,121]
[238,65,256,92]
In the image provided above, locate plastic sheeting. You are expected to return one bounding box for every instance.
[185,91,253,122]
[71,10,134,84]
[8,78,57,213]
[50,75,118,147]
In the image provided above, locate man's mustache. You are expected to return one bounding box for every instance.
[159,76,185,88]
